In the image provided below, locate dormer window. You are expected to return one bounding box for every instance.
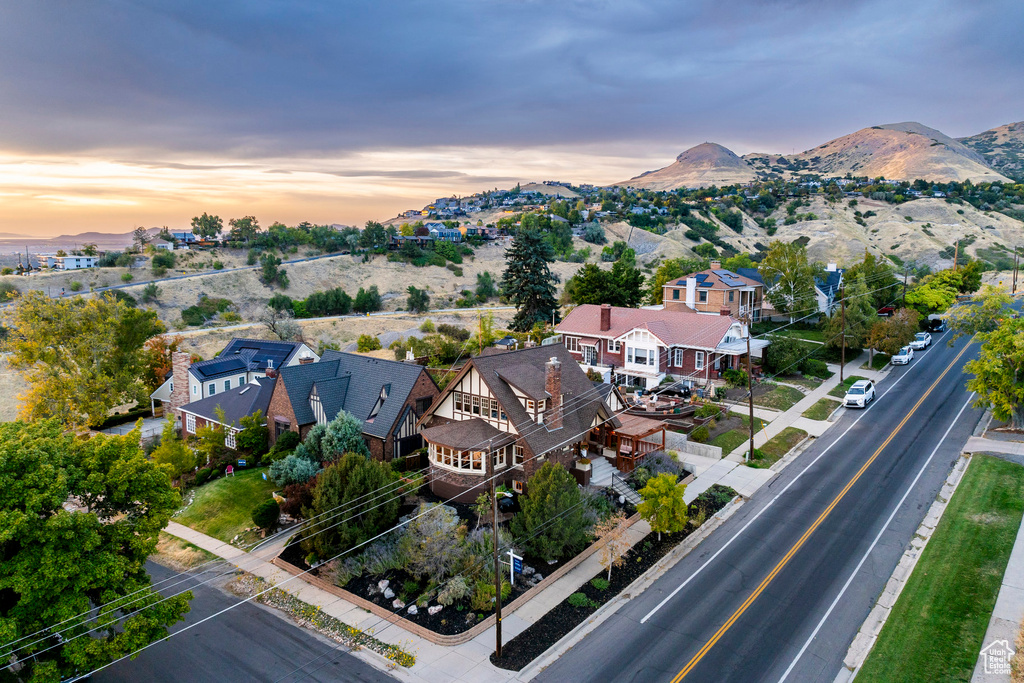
[367,384,390,422]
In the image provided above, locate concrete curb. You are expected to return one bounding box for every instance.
[833,453,973,683]
[516,497,745,682]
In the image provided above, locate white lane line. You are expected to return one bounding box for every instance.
[775,393,976,683]
[638,346,933,624]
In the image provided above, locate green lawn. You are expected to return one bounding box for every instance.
[772,329,826,343]
[801,398,840,421]
[175,467,277,545]
[710,430,750,454]
[828,375,868,398]
[861,353,892,371]
[857,455,1024,683]
[753,385,805,412]
[747,427,808,468]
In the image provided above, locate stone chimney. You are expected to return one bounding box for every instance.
[168,351,191,418]
[545,356,563,430]
[298,355,314,365]
[600,303,612,332]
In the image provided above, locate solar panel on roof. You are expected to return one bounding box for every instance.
[694,273,708,281]
[699,281,714,287]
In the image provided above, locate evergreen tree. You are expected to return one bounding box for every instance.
[501,229,559,332]
[510,462,591,562]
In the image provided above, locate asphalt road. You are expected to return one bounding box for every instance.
[94,562,393,683]
[537,330,983,683]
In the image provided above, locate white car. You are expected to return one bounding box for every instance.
[909,332,932,350]
[891,346,914,365]
[844,379,875,408]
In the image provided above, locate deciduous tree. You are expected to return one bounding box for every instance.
[637,473,688,541]
[965,318,1024,429]
[758,241,821,322]
[0,421,190,680]
[150,417,198,480]
[190,212,223,241]
[228,215,260,244]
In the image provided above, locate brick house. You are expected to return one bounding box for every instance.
[555,303,768,390]
[265,351,439,461]
[179,377,276,449]
[416,344,619,502]
[662,262,764,320]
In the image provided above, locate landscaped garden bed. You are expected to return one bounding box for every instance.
[746,427,809,468]
[491,484,738,671]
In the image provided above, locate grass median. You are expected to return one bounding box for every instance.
[801,397,840,421]
[857,455,1024,683]
[828,375,867,398]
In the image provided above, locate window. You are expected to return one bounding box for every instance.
[729,291,734,302]
[699,291,708,303]
[627,347,633,363]
[192,385,197,395]
[648,349,655,365]
[672,289,680,300]
[607,339,621,353]
[453,391,463,412]
[238,375,245,387]
[208,383,216,396]
[225,429,237,449]
[185,414,196,433]
[564,336,581,352]
[431,443,487,472]
[695,351,705,370]
[367,384,390,422]
[582,345,597,365]
[492,445,509,469]
[674,348,683,367]
[514,445,525,465]
[224,380,231,392]
[415,397,432,416]
[526,399,535,411]
[472,396,481,414]
[490,398,499,419]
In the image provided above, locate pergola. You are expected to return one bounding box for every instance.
[608,414,666,473]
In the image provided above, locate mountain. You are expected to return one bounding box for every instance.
[792,122,1009,183]
[958,121,1024,181]
[617,142,757,190]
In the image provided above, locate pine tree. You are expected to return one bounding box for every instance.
[501,229,558,332]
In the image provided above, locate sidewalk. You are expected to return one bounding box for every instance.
[678,352,883,501]
[164,516,654,683]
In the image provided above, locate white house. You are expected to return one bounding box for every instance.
[40,255,98,270]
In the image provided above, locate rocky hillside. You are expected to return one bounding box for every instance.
[959,121,1024,181]
[791,122,1008,183]
[617,142,757,190]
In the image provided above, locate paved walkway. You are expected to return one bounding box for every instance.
[164,515,654,683]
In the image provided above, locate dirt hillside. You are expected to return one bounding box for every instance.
[959,120,1024,181]
[617,142,758,190]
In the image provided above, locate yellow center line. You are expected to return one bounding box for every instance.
[671,341,974,682]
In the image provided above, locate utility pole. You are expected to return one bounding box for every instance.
[903,266,910,306]
[745,315,755,463]
[491,460,503,660]
[953,240,959,271]
[1013,247,1019,295]
[839,284,846,384]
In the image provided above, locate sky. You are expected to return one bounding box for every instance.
[1,0,1022,237]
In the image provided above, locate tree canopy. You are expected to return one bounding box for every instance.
[564,248,644,308]
[227,215,260,243]
[5,291,166,427]
[758,241,821,322]
[501,229,559,332]
[190,212,223,241]
[0,421,190,681]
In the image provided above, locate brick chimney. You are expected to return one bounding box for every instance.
[710,260,722,269]
[298,355,314,365]
[545,356,563,430]
[720,307,731,316]
[600,303,612,332]
[168,351,191,418]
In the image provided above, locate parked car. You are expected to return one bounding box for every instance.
[891,346,914,365]
[927,318,947,333]
[909,332,932,350]
[844,379,875,408]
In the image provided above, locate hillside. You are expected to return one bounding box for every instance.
[959,121,1024,181]
[617,142,758,190]
[519,182,580,198]
[793,122,1009,183]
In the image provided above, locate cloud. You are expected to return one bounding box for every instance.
[0,0,1020,160]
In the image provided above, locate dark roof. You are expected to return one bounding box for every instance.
[815,269,844,299]
[180,377,276,428]
[279,351,431,439]
[735,268,765,285]
[494,364,548,401]
[421,418,516,450]
[466,344,618,457]
[190,338,307,379]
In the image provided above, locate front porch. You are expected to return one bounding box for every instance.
[587,414,666,474]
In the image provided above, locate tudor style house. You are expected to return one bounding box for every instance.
[152,338,318,415]
[555,304,768,390]
[265,350,439,461]
[416,344,620,502]
[662,264,764,320]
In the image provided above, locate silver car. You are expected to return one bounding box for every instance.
[891,345,914,365]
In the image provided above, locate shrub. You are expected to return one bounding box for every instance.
[401,503,465,581]
[437,323,470,341]
[212,260,224,270]
[353,286,382,313]
[800,358,832,379]
[471,580,511,611]
[590,577,610,591]
[141,282,160,303]
[437,576,472,607]
[181,295,232,326]
[194,468,212,486]
[272,430,300,454]
[357,334,382,352]
[689,484,738,518]
[280,480,316,518]
[121,273,133,283]
[251,499,281,531]
[359,537,404,576]
[419,319,435,333]
[567,592,598,608]
[69,281,83,292]
[151,250,176,271]
[722,368,747,387]
[269,453,321,486]
[690,425,710,443]
[694,403,721,419]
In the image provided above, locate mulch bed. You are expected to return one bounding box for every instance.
[491,487,737,671]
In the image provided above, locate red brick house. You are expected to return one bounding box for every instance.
[662,264,764,320]
[264,350,439,462]
[555,303,768,390]
[180,377,276,449]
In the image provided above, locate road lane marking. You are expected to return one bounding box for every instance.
[669,340,973,682]
[776,393,976,683]
[638,336,949,626]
